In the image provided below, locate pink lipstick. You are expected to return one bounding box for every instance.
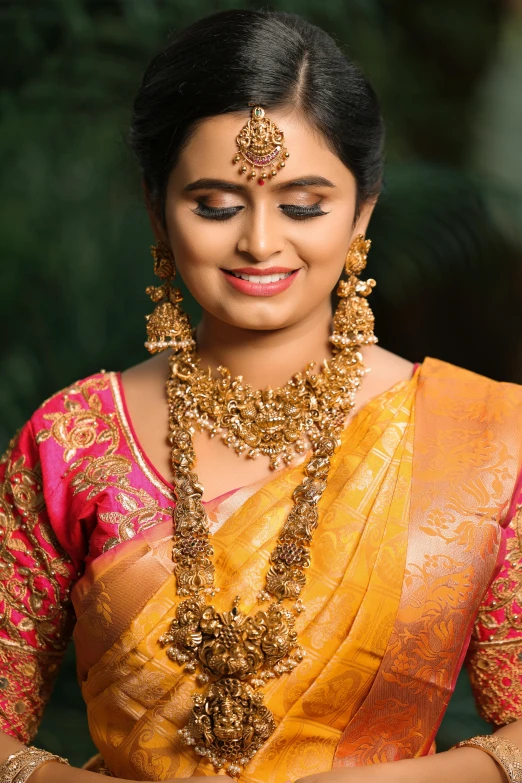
[222,266,299,297]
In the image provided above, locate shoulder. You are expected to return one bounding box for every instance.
[3,370,118,461]
[30,370,119,449]
[9,370,123,497]
[417,356,522,414]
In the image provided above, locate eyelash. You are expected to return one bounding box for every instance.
[192,202,328,221]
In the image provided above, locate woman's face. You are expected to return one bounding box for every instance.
[155,109,375,333]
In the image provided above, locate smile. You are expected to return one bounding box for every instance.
[229,271,292,284]
[222,268,299,297]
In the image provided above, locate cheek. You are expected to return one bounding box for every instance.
[168,209,234,269]
[292,216,348,285]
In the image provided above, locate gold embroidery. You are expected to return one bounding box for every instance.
[0,431,73,650]
[467,505,522,726]
[35,375,172,551]
[0,430,74,741]
[0,640,62,742]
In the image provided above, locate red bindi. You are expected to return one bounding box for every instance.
[258,178,265,185]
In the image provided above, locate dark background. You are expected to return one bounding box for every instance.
[2,0,522,766]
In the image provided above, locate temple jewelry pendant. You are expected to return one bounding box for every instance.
[160,597,306,776]
[233,106,290,185]
[180,678,276,777]
[160,598,303,681]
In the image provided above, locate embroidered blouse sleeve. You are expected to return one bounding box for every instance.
[0,420,77,743]
[467,495,522,727]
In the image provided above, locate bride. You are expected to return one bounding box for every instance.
[1,9,521,783]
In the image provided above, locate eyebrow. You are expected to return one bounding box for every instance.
[183,176,335,192]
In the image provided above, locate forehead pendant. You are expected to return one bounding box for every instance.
[233,105,290,185]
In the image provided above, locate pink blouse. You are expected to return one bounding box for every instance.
[0,370,521,742]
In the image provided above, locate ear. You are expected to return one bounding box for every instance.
[351,197,378,240]
[142,180,169,245]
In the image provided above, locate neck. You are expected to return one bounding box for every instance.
[194,303,334,388]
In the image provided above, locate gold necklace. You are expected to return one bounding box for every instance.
[160,360,370,775]
[156,236,377,776]
[160,388,344,777]
[169,348,361,470]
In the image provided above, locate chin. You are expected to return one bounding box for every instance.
[208,301,298,332]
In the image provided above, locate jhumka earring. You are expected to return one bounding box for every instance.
[144,242,195,354]
[233,105,290,185]
[329,235,378,353]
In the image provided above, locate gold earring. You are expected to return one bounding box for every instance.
[329,235,378,353]
[144,242,195,354]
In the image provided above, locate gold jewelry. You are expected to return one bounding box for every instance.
[233,105,290,185]
[330,235,377,353]
[162,393,339,776]
[167,234,377,470]
[451,735,522,782]
[144,242,195,354]
[159,236,377,776]
[0,747,69,783]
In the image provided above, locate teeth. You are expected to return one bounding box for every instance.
[231,271,293,283]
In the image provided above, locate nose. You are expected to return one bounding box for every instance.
[236,202,284,263]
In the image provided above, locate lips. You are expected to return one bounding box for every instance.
[222,268,299,297]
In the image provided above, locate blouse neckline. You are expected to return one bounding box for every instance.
[109,362,421,502]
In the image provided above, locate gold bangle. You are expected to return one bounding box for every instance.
[0,747,69,783]
[452,735,522,783]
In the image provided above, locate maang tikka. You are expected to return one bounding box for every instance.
[144,242,195,354]
[233,105,290,185]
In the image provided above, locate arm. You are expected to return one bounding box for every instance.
[0,426,233,783]
[0,425,111,781]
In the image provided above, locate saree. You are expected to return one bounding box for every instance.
[68,358,522,781]
[1,357,522,778]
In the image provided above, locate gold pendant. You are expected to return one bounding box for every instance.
[161,598,305,776]
[160,598,302,680]
[179,678,276,776]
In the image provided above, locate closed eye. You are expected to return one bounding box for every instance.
[192,202,244,221]
[192,201,329,221]
[279,203,329,220]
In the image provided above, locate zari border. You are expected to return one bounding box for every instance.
[333,357,522,765]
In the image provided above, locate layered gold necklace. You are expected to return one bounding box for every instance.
[156,236,377,777]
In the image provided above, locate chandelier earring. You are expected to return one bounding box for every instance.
[144,242,195,354]
[329,234,378,354]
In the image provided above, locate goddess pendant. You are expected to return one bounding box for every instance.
[160,598,305,776]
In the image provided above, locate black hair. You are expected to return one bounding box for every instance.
[129,9,385,223]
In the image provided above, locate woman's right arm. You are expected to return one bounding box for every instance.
[0,422,235,783]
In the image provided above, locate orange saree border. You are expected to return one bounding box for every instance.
[333,357,522,765]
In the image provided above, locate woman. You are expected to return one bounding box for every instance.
[0,9,521,783]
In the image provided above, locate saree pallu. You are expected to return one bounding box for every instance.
[72,359,522,781]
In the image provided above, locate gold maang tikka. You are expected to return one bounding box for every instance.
[144,243,195,354]
[233,105,290,185]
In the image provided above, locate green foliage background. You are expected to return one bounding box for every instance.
[1,0,522,766]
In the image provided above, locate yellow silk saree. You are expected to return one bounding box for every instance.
[70,358,522,781]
